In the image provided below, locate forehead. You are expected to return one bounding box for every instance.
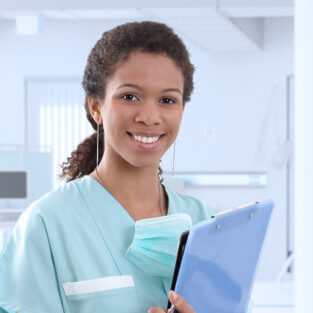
[108,51,184,91]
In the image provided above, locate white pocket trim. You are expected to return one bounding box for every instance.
[62,275,135,296]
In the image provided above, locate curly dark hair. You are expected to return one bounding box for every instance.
[59,20,195,182]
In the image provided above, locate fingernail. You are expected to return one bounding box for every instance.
[172,291,178,301]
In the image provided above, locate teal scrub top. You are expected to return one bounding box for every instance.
[0,175,254,313]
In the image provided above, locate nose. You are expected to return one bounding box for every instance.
[134,101,161,126]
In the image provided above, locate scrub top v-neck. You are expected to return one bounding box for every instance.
[0,175,219,313]
[86,174,175,222]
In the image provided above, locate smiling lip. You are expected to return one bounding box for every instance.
[127,132,165,150]
[128,131,165,137]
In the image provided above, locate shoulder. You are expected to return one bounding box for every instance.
[29,178,82,213]
[10,178,84,239]
[1,178,86,258]
[23,177,87,221]
[164,185,218,225]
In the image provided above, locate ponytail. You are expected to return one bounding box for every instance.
[58,125,104,182]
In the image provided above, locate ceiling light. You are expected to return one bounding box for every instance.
[15,15,45,36]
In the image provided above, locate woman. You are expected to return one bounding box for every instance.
[0,21,252,313]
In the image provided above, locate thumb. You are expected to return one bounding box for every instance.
[168,290,194,313]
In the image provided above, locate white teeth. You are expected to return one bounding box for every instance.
[133,135,160,144]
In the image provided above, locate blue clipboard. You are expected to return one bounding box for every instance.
[171,199,274,313]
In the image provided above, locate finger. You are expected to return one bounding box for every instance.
[168,290,195,313]
[148,306,167,313]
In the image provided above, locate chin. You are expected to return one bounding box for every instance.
[127,158,160,170]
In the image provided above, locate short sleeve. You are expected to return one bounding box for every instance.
[195,203,218,222]
[204,204,219,217]
[0,205,66,313]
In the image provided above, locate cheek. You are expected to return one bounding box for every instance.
[168,111,183,133]
[104,107,130,134]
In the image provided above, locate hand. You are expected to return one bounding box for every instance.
[148,290,195,313]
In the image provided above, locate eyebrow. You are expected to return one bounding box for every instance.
[117,83,182,96]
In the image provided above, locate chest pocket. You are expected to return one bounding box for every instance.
[63,275,142,313]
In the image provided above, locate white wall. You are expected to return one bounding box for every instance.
[0,19,128,144]
[0,17,294,281]
[175,17,293,173]
[294,0,313,312]
[0,18,293,146]
[177,17,294,281]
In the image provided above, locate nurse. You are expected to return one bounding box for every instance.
[0,21,252,313]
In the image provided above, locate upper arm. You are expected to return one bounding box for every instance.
[0,208,65,313]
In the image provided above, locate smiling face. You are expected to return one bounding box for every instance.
[96,51,185,169]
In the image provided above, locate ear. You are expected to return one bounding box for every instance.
[88,96,102,124]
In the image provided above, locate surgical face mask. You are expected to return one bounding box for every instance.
[125,213,192,278]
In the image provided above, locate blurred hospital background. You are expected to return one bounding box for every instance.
[1,0,313,312]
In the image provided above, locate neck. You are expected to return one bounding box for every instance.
[90,151,167,220]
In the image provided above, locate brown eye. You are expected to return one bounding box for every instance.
[122,94,138,101]
[162,98,175,104]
